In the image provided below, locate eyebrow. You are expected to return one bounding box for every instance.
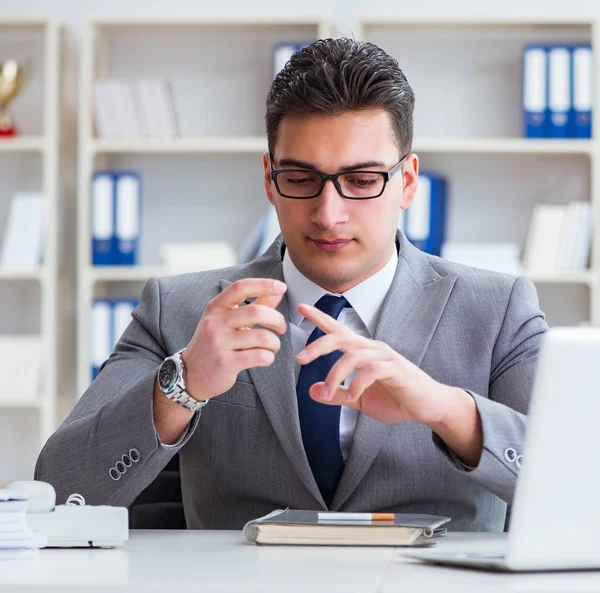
[276,158,388,172]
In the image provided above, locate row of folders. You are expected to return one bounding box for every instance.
[92,172,141,265]
[91,299,138,381]
[523,44,593,138]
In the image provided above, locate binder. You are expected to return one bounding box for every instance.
[91,300,112,381]
[402,172,447,256]
[115,173,141,265]
[523,46,548,138]
[272,43,309,78]
[572,45,593,139]
[112,300,138,346]
[91,173,116,265]
[548,46,573,138]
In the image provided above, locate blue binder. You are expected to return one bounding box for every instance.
[572,45,592,139]
[272,42,310,78]
[547,45,574,138]
[90,298,139,382]
[114,172,141,265]
[91,173,116,265]
[402,172,447,257]
[91,171,141,266]
[523,45,548,138]
[91,299,112,381]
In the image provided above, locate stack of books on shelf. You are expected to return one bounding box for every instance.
[90,299,138,381]
[0,192,44,271]
[94,79,179,139]
[523,44,592,138]
[522,202,592,273]
[91,171,141,266]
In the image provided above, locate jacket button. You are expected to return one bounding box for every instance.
[504,447,517,463]
[115,460,126,475]
[515,455,523,469]
[129,448,141,463]
[109,467,121,481]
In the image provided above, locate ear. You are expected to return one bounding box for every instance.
[399,154,419,210]
[263,152,276,206]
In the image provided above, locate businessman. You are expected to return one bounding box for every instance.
[36,38,548,531]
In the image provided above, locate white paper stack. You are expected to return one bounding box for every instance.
[0,490,46,560]
[94,79,179,139]
[0,192,44,271]
[522,202,593,273]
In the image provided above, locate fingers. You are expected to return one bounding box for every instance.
[227,303,287,334]
[213,278,287,310]
[297,303,342,335]
[323,349,390,400]
[230,328,281,354]
[297,331,372,364]
[232,348,276,370]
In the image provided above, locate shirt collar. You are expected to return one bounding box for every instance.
[283,246,398,336]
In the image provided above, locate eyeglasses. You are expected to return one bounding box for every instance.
[269,154,408,200]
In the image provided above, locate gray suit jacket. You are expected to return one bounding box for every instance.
[36,233,548,531]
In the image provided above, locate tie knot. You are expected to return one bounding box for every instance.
[314,294,350,320]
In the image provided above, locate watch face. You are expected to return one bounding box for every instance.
[158,359,178,392]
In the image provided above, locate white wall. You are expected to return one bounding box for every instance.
[1,0,600,35]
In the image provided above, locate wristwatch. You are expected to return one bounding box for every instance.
[157,349,208,412]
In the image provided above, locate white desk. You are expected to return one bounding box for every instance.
[1,531,600,592]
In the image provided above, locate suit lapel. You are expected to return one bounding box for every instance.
[219,239,326,507]
[331,233,458,510]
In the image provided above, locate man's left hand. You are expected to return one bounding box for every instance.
[297,302,483,465]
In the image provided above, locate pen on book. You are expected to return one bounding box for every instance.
[317,512,395,521]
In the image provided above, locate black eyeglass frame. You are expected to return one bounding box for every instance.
[269,153,409,200]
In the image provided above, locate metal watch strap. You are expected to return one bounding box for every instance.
[166,349,208,413]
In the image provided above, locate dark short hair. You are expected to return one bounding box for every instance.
[266,38,415,156]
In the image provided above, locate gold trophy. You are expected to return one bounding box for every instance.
[0,60,26,137]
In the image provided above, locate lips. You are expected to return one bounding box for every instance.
[311,238,352,252]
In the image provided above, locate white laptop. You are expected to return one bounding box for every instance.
[405,327,600,571]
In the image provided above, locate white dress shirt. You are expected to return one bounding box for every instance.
[283,247,398,461]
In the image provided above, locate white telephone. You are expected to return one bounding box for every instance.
[7,481,129,548]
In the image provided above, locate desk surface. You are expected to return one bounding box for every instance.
[1,531,600,592]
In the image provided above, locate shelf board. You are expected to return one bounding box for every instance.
[87,266,171,283]
[90,136,267,155]
[0,397,42,409]
[524,271,595,285]
[360,17,593,28]
[92,17,325,30]
[0,269,44,281]
[413,138,595,155]
[0,137,46,154]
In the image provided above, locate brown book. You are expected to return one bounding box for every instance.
[243,509,450,546]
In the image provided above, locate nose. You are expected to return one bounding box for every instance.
[310,179,349,229]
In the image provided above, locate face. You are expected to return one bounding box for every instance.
[263,109,419,293]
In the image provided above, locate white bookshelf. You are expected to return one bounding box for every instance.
[356,17,600,327]
[0,20,62,483]
[77,18,331,396]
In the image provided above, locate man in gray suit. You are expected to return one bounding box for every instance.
[36,38,547,531]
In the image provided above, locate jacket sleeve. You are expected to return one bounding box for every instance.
[34,277,200,507]
[433,276,548,502]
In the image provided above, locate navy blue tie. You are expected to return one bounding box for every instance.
[297,294,350,506]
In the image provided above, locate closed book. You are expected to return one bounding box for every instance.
[243,509,450,547]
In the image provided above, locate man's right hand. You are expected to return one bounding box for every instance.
[153,278,288,445]
[182,278,288,401]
